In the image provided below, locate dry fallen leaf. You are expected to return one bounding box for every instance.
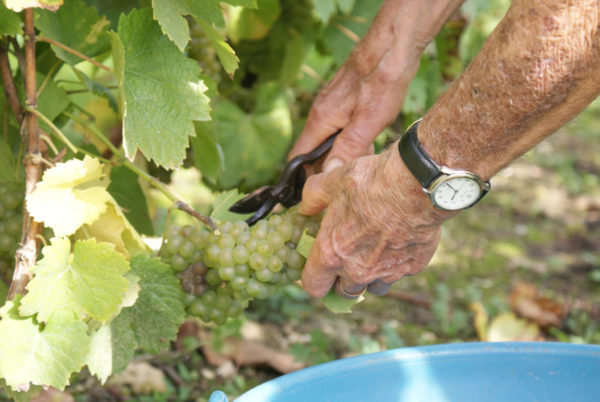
[509,282,565,327]
[108,362,167,394]
[469,302,489,342]
[488,312,543,342]
[31,388,74,402]
[203,338,306,374]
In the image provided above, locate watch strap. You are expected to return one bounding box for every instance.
[398,120,440,188]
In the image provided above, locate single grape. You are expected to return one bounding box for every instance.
[218,234,236,249]
[267,231,285,250]
[286,249,304,270]
[256,240,272,257]
[286,267,302,281]
[165,236,183,255]
[277,221,294,242]
[180,224,195,238]
[178,241,195,259]
[255,267,274,282]
[217,265,235,281]
[236,231,251,246]
[235,264,250,277]
[267,255,283,273]
[170,254,188,272]
[206,269,221,287]
[233,245,250,264]
[206,243,221,262]
[218,248,235,267]
[230,275,248,290]
[246,237,259,252]
[188,298,209,318]
[191,230,208,249]
[249,252,266,270]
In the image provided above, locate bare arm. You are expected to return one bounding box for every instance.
[300,0,600,297]
[288,0,466,170]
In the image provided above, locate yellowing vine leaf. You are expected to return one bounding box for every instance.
[4,0,62,12]
[0,301,89,391]
[26,156,112,237]
[20,238,130,323]
[74,200,149,257]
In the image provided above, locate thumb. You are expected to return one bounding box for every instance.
[298,166,345,215]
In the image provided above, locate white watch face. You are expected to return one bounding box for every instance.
[431,176,482,210]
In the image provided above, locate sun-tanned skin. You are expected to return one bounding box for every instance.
[289,0,600,298]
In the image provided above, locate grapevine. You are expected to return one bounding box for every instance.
[161,206,321,325]
[0,182,22,285]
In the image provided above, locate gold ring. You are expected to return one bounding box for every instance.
[334,278,367,300]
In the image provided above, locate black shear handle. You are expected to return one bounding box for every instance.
[279,130,341,187]
[280,129,342,208]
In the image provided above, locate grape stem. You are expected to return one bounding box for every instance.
[37,36,114,73]
[25,106,77,153]
[63,111,217,231]
[9,9,42,299]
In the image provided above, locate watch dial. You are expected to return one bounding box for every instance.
[432,177,482,210]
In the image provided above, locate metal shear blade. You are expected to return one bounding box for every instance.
[229,130,341,225]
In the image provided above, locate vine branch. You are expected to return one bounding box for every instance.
[9,9,42,299]
[0,38,24,124]
[37,36,114,73]
[62,111,217,231]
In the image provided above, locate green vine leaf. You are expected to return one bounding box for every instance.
[152,0,225,52]
[0,301,89,391]
[0,2,23,35]
[19,238,131,323]
[194,17,239,77]
[35,0,110,65]
[110,254,186,366]
[85,325,113,384]
[0,142,17,183]
[107,165,154,236]
[210,189,252,222]
[26,156,112,237]
[110,7,211,169]
[214,82,292,189]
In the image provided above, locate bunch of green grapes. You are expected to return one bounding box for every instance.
[161,207,321,325]
[188,20,221,82]
[0,182,23,283]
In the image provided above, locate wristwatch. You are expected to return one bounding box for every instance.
[398,120,490,211]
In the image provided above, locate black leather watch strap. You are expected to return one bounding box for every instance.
[398,120,440,188]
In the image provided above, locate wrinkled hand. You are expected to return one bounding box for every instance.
[288,58,417,172]
[299,148,453,297]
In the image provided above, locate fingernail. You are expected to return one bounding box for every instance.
[324,157,343,172]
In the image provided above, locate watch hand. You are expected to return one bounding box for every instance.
[446,183,457,192]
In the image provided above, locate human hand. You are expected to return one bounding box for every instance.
[288,0,466,171]
[299,147,454,298]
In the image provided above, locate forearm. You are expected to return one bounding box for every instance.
[349,0,466,77]
[418,0,600,180]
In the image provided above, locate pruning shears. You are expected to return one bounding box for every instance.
[228,130,341,225]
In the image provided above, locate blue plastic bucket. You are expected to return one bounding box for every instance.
[210,342,600,401]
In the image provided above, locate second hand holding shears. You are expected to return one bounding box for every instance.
[228,130,341,225]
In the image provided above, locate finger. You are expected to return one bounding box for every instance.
[301,233,338,298]
[287,109,345,161]
[322,118,384,171]
[297,166,344,216]
[335,276,368,299]
[366,279,393,296]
